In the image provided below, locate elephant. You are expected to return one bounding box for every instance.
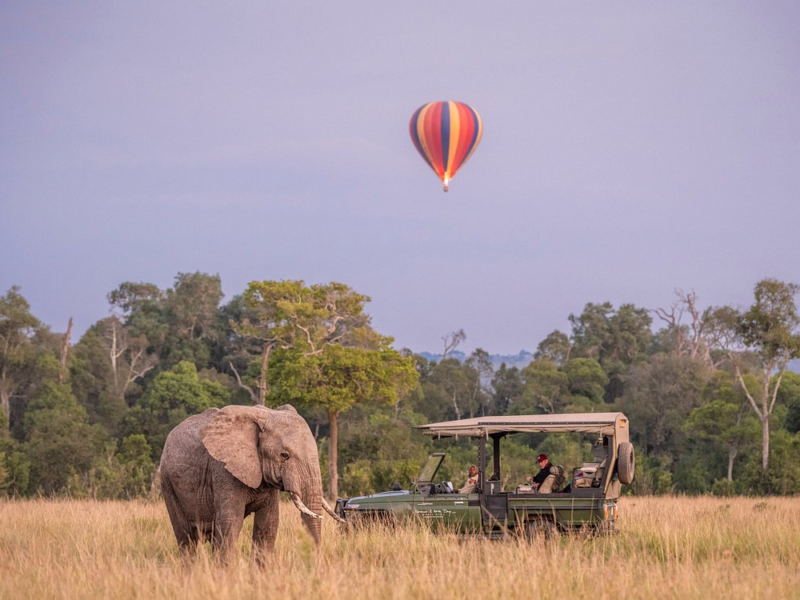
[159,403,342,562]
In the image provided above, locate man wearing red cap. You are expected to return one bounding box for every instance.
[526,454,552,491]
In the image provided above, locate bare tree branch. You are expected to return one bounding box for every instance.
[229,361,259,404]
[58,317,73,384]
[732,361,763,421]
[442,329,466,360]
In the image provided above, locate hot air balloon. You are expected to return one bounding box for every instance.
[409,101,483,192]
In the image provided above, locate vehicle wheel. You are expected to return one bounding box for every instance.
[617,442,635,484]
[524,518,558,542]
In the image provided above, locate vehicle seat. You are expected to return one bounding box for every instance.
[538,465,565,494]
[574,464,598,488]
[538,474,557,494]
[574,459,606,488]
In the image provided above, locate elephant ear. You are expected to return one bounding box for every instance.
[275,404,298,414]
[201,405,263,488]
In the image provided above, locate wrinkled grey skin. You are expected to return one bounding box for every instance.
[160,404,325,562]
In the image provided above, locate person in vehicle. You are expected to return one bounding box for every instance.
[458,464,479,493]
[527,454,552,490]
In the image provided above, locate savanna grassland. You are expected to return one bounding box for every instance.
[1,496,799,600]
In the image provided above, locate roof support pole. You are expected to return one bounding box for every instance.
[492,434,501,481]
[478,435,486,492]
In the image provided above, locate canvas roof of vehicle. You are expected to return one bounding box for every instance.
[416,412,629,440]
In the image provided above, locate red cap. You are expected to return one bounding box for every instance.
[537,454,548,462]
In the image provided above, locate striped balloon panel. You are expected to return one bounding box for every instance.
[409,101,483,188]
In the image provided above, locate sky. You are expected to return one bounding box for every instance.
[2,1,799,355]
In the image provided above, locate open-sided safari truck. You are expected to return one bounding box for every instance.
[336,412,635,537]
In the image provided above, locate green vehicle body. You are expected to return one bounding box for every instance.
[337,412,633,536]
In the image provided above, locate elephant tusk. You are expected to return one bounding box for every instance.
[322,498,347,524]
[290,493,323,520]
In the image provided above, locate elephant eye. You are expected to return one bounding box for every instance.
[280,451,290,461]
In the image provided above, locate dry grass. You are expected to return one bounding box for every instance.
[2,496,799,599]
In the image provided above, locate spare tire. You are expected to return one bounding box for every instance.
[617,442,635,485]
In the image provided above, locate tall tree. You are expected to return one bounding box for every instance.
[23,381,106,494]
[69,325,128,434]
[264,281,416,498]
[569,302,653,400]
[490,364,523,415]
[165,272,224,342]
[107,281,168,363]
[513,360,569,415]
[620,354,707,456]
[441,329,466,360]
[682,372,759,482]
[563,358,608,404]
[269,342,417,499]
[58,317,73,384]
[534,330,572,367]
[228,281,306,404]
[709,279,800,471]
[0,287,46,432]
[465,348,494,416]
[570,302,652,365]
[159,272,224,367]
[99,316,157,400]
[654,289,717,368]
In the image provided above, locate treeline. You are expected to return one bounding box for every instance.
[1,274,799,499]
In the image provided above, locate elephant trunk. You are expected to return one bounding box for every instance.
[299,481,323,546]
[286,465,323,546]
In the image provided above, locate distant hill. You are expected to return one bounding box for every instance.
[417,350,535,371]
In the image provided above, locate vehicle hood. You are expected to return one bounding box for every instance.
[346,490,410,504]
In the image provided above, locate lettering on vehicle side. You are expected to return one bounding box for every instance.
[414,508,456,518]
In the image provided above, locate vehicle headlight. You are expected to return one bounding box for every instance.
[345,504,359,510]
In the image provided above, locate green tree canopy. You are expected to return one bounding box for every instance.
[0,287,49,432]
[24,382,106,494]
[513,360,569,415]
[124,360,229,459]
[564,358,608,404]
[709,278,800,472]
[269,341,418,499]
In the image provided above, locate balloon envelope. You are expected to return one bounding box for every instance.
[409,101,483,191]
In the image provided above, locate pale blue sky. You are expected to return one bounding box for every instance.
[2,2,799,353]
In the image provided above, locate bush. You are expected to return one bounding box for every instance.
[712,479,735,497]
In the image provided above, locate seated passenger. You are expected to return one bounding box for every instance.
[528,454,552,491]
[458,464,479,493]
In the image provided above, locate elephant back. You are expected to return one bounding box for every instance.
[160,408,220,471]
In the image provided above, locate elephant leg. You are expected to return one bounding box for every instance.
[252,488,280,566]
[212,495,246,562]
[162,476,197,555]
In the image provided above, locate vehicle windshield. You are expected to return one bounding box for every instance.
[415,453,445,484]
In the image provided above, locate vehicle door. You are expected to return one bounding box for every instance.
[410,453,480,532]
[413,491,481,532]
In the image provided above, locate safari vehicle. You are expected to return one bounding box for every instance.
[336,413,634,537]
